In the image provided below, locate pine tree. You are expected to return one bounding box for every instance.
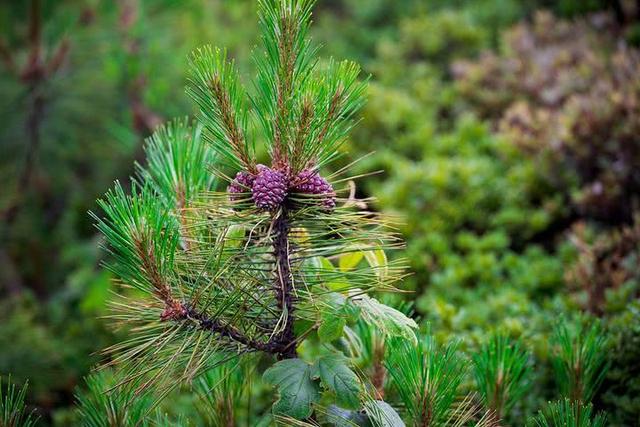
[92,0,411,422]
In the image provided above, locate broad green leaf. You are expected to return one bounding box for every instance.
[338,245,388,280]
[351,294,417,343]
[328,278,351,292]
[326,405,370,427]
[224,224,246,249]
[317,355,362,409]
[316,257,350,291]
[339,251,364,271]
[364,401,404,427]
[319,315,347,343]
[263,359,321,420]
[320,256,335,270]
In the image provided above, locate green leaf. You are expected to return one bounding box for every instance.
[351,295,417,343]
[321,257,350,291]
[339,251,364,271]
[319,315,347,343]
[263,359,321,420]
[364,401,404,427]
[326,405,370,427]
[317,355,362,409]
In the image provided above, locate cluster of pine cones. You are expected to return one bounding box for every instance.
[228,165,336,210]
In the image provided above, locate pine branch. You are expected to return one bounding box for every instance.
[385,334,466,427]
[298,60,367,172]
[254,0,316,168]
[137,118,215,251]
[187,46,254,172]
[185,306,277,354]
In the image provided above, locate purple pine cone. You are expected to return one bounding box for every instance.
[228,171,256,201]
[292,169,336,209]
[252,165,288,210]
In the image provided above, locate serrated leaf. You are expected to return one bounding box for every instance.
[351,295,417,343]
[319,315,347,343]
[364,401,405,427]
[263,359,321,420]
[317,355,362,409]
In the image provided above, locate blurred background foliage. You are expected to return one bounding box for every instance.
[1,0,639,425]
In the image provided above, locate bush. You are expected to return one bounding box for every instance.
[454,11,640,224]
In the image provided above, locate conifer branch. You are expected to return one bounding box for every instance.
[291,97,315,172]
[207,75,253,172]
[132,233,185,321]
[187,47,254,172]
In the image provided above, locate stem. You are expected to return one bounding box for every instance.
[187,307,274,353]
[272,207,297,359]
[372,341,386,399]
[163,209,297,358]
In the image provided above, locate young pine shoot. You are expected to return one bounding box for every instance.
[472,333,531,421]
[529,398,606,427]
[385,335,490,427]
[551,320,608,403]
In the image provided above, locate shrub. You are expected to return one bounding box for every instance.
[454,11,640,224]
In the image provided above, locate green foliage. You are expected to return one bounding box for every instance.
[0,294,111,406]
[599,301,640,425]
[187,45,252,171]
[319,315,347,343]
[0,378,38,427]
[529,399,606,427]
[363,400,405,427]
[138,118,216,210]
[472,334,531,420]
[93,182,179,295]
[351,295,417,343]
[454,11,640,224]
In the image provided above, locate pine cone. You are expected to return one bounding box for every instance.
[228,171,256,201]
[252,165,288,210]
[292,169,336,209]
